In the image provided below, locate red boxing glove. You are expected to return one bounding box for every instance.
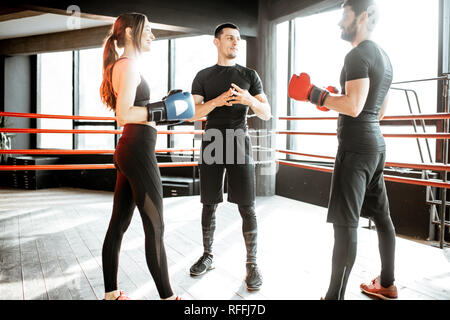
[289,72,332,106]
[327,86,339,94]
[316,86,339,112]
[316,105,330,111]
[289,73,339,113]
[288,73,314,101]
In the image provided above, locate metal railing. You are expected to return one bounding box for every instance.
[391,75,449,248]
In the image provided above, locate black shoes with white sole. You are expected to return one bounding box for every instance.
[190,254,263,291]
[190,253,215,276]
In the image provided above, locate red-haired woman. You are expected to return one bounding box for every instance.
[99,13,192,300]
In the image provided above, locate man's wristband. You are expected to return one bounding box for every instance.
[308,86,329,107]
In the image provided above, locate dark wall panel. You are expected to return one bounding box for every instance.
[4,55,33,149]
[244,1,277,197]
[276,163,332,208]
[440,0,450,75]
[266,0,342,23]
[0,55,4,111]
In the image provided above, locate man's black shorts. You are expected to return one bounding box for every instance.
[199,129,255,206]
[327,149,390,227]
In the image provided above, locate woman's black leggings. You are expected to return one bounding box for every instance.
[102,124,173,299]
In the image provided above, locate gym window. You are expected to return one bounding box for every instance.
[38,51,73,150]
[276,0,440,164]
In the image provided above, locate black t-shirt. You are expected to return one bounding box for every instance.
[338,40,393,153]
[191,64,263,130]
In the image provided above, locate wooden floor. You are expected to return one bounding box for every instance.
[0,187,449,300]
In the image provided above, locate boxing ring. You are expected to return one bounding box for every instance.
[0,76,449,248]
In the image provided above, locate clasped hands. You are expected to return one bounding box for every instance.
[214,83,255,107]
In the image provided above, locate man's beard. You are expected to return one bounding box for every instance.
[226,52,237,59]
[341,19,357,42]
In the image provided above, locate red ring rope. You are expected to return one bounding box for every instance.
[0,111,206,121]
[0,148,200,155]
[277,160,450,189]
[0,162,198,171]
[278,113,450,121]
[0,128,204,135]
[276,131,450,139]
[0,111,115,121]
[4,111,450,122]
[276,149,450,172]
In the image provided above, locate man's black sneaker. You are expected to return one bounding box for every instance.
[190,253,214,276]
[245,263,262,291]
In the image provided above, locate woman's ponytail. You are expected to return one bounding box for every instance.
[99,13,147,111]
[100,34,118,110]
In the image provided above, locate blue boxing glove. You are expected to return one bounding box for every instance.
[165,91,195,120]
[163,89,182,100]
[146,90,195,124]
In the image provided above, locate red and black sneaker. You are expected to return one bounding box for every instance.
[360,276,398,300]
[161,295,182,300]
[116,291,131,300]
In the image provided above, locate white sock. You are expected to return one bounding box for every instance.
[104,290,120,300]
[161,294,177,300]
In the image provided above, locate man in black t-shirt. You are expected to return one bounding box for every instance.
[288,0,397,300]
[189,23,271,291]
